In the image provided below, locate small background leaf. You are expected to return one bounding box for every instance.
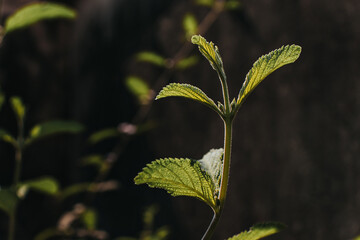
[81,208,97,230]
[5,2,76,34]
[135,158,216,209]
[156,83,219,113]
[10,96,25,123]
[195,0,214,7]
[20,177,59,195]
[0,92,5,111]
[183,13,198,40]
[0,189,18,215]
[175,55,199,70]
[227,222,285,240]
[26,121,84,145]
[136,52,166,67]
[125,76,152,105]
[0,128,16,146]
[237,45,301,106]
[88,128,120,144]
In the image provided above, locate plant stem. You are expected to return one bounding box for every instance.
[201,118,233,240]
[8,119,24,240]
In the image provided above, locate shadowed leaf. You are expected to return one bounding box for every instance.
[20,177,59,195]
[156,83,219,114]
[136,52,165,67]
[0,189,18,215]
[10,96,25,123]
[5,2,76,34]
[81,208,97,230]
[227,222,285,240]
[89,128,120,144]
[237,45,301,106]
[125,76,152,105]
[135,157,216,209]
[26,121,84,145]
[175,55,199,70]
[0,128,16,146]
[0,92,4,111]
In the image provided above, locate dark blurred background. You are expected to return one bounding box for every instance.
[1,0,360,239]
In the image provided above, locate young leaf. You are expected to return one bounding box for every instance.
[4,2,76,34]
[125,76,152,105]
[0,189,18,215]
[26,120,84,145]
[183,13,198,39]
[156,83,220,114]
[136,52,166,67]
[0,128,17,146]
[134,158,216,209]
[19,177,59,195]
[237,45,301,106]
[191,35,223,72]
[198,148,223,195]
[227,222,285,240]
[10,96,25,123]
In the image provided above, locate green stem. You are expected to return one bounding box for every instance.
[217,69,231,114]
[8,120,24,240]
[201,118,233,239]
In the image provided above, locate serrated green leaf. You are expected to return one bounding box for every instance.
[0,128,16,146]
[4,2,76,34]
[136,52,166,67]
[125,76,152,105]
[10,96,25,123]
[156,83,220,114]
[26,121,84,145]
[20,177,59,195]
[227,222,285,240]
[175,55,199,70]
[198,148,223,195]
[0,189,18,215]
[135,157,216,209]
[191,35,223,72]
[183,13,198,39]
[237,45,301,106]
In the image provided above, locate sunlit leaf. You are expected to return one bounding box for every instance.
[156,83,220,114]
[198,148,223,195]
[183,13,198,39]
[81,208,97,230]
[237,45,301,106]
[0,189,18,215]
[0,128,16,146]
[136,52,166,67]
[4,2,76,34]
[88,128,120,144]
[125,76,152,105]
[26,121,84,145]
[135,157,216,209]
[10,96,25,123]
[227,222,285,240]
[20,177,59,195]
[175,55,199,70]
[191,35,223,72]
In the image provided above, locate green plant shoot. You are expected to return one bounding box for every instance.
[135,35,301,239]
